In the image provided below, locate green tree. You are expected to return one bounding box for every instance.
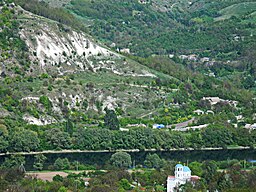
[82,100,88,110]
[8,128,40,152]
[2,155,25,169]
[2,169,25,185]
[39,95,52,111]
[45,128,72,149]
[149,170,168,186]
[202,160,218,184]
[110,152,132,168]
[189,161,203,177]
[119,179,132,190]
[104,109,120,130]
[144,154,164,169]
[53,174,64,182]
[54,158,70,170]
[0,136,8,152]
[58,186,68,192]
[89,184,112,192]
[0,124,8,136]
[180,182,197,192]
[65,119,74,135]
[33,154,47,171]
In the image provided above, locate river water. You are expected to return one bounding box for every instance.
[0,149,255,171]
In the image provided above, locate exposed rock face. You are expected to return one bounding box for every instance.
[1,5,163,125]
[18,12,156,77]
[27,31,112,66]
[23,114,57,125]
[18,12,118,75]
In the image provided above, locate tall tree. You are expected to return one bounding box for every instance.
[45,128,72,149]
[110,152,132,168]
[104,109,120,130]
[202,160,218,184]
[2,155,25,169]
[144,154,164,169]
[8,128,39,152]
[66,119,74,135]
[33,154,47,171]
[54,158,70,170]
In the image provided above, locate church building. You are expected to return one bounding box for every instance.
[167,164,200,192]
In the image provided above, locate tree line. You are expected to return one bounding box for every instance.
[1,152,256,192]
[0,124,255,153]
[14,0,87,32]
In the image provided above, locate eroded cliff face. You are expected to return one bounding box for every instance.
[1,4,164,125]
[18,8,156,78]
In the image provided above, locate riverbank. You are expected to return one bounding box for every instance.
[0,146,251,156]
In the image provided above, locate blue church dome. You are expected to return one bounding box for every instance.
[183,166,191,172]
[175,164,183,168]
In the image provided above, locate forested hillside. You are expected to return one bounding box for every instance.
[0,0,255,154]
[63,0,256,59]
[1,1,256,191]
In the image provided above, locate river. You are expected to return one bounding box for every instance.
[0,149,255,171]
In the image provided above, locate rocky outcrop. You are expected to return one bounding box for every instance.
[17,8,156,77]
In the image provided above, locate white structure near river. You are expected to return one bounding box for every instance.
[167,164,200,192]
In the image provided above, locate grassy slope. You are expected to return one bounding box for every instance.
[217,2,256,20]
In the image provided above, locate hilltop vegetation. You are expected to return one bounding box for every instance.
[60,0,256,59]
[14,0,86,31]
[61,0,256,92]
[0,1,28,76]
